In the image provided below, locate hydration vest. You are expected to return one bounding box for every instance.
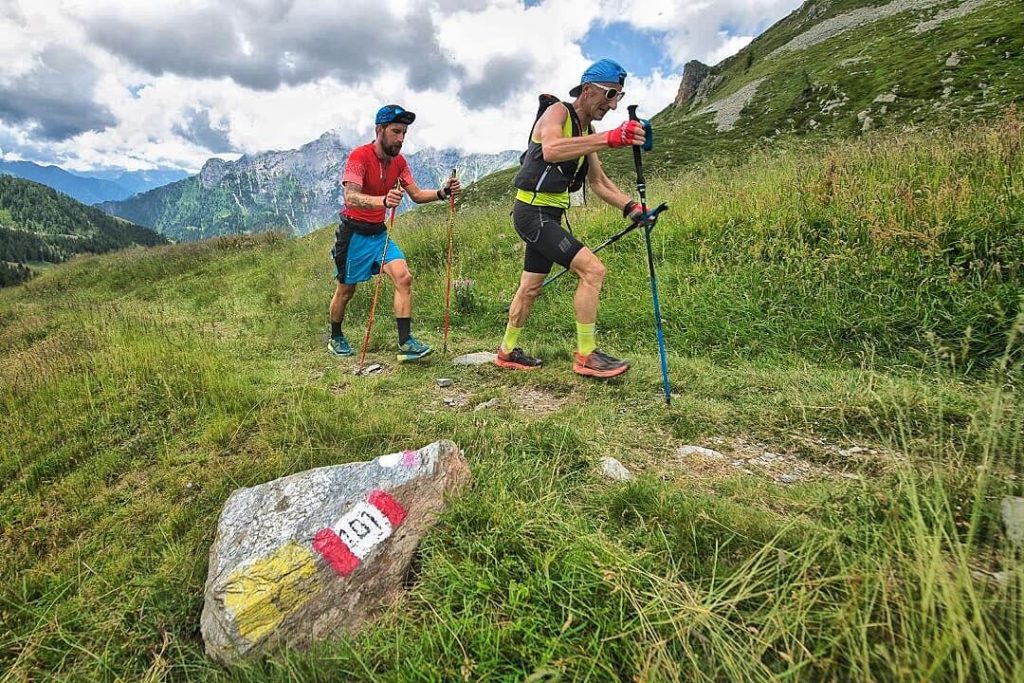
[513,95,590,208]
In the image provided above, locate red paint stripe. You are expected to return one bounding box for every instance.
[312,528,360,576]
[368,489,406,527]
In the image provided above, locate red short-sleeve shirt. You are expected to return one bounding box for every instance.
[341,143,415,223]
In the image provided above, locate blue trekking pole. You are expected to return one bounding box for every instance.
[501,202,668,314]
[627,105,671,405]
[539,203,668,291]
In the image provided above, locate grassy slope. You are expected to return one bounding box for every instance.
[462,0,1024,209]
[1,115,1022,681]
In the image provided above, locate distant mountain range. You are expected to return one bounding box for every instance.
[99,133,520,242]
[0,175,167,286]
[0,160,188,205]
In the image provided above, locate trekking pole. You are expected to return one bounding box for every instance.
[442,168,457,355]
[628,105,672,405]
[358,180,400,368]
[501,203,668,313]
[540,203,668,290]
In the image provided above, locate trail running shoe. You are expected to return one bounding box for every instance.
[495,347,543,371]
[397,336,433,362]
[573,349,630,378]
[327,335,352,357]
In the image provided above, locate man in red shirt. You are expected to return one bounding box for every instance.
[328,104,460,362]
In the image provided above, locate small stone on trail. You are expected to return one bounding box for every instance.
[453,352,497,366]
[436,378,453,388]
[600,457,634,482]
[443,395,469,408]
[474,398,500,412]
[353,363,383,376]
[677,445,726,460]
[1001,497,1024,547]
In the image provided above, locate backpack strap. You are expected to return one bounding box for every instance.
[564,101,582,137]
[519,94,561,164]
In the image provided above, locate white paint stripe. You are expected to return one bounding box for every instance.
[331,501,393,560]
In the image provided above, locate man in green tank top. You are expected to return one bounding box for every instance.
[496,58,646,379]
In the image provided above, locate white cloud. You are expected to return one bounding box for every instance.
[706,34,756,65]
[0,0,801,171]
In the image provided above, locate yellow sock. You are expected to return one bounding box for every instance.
[501,324,522,353]
[576,322,596,356]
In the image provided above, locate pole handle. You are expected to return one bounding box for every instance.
[627,105,646,209]
[389,179,401,225]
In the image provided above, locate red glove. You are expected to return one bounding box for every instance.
[605,120,644,148]
[623,200,643,221]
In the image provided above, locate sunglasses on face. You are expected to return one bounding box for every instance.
[589,83,625,101]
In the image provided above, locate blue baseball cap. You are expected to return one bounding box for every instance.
[375,104,416,126]
[569,58,627,97]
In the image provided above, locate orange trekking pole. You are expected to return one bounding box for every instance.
[442,168,457,355]
[358,180,400,368]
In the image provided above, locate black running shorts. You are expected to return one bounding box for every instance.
[511,200,584,274]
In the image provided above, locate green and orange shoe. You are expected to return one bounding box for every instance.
[495,347,543,371]
[573,349,630,378]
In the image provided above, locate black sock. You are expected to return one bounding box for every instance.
[397,317,411,345]
[331,321,342,338]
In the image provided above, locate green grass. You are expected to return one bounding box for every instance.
[2,115,1022,681]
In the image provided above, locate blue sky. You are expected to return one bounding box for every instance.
[581,22,676,79]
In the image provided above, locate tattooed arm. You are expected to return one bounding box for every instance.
[343,182,388,210]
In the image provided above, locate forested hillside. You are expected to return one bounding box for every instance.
[0,176,167,286]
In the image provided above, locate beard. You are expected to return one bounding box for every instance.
[382,141,402,157]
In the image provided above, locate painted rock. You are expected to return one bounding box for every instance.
[200,440,470,664]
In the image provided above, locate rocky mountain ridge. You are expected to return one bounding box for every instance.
[101,133,519,242]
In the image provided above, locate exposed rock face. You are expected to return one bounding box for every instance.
[768,0,955,59]
[692,73,725,108]
[198,158,229,188]
[806,1,833,21]
[200,440,470,665]
[695,78,769,132]
[675,60,712,108]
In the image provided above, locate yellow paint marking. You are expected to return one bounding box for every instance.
[223,542,319,643]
